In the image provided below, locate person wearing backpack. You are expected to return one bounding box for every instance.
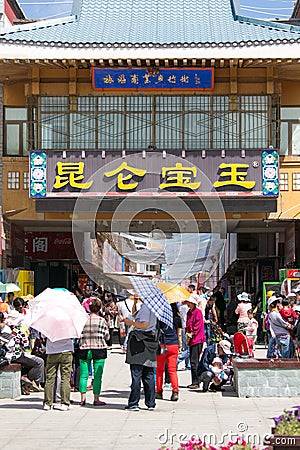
[156,320,179,402]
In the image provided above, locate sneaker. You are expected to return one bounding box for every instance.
[54,403,69,411]
[124,405,139,411]
[163,383,172,391]
[43,404,52,411]
[187,384,199,389]
[170,391,179,401]
[147,407,155,411]
[155,391,163,400]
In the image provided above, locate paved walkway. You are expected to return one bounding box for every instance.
[1,345,298,450]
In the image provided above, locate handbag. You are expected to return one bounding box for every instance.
[156,323,167,356]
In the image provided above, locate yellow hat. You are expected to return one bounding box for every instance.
[21,294,34,302]
[267,290,275,298]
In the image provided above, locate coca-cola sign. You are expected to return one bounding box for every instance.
[53,237,72,247]
[25,232,76,260]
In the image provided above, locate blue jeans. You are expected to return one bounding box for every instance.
[128,364,156,408]
[275,335,291,358]
[177,330,191,369]
[267,333,277,358]
[289,338,295,358]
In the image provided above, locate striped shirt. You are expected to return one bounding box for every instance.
[79,314,110,350]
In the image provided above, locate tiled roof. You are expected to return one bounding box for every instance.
[1,0,300,48]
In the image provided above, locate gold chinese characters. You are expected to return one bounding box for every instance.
[52,161,256,192]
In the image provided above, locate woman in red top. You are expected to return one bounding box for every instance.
[280,297,298,358]
[185,295,206,389]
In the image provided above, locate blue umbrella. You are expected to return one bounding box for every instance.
[130,276,173,328]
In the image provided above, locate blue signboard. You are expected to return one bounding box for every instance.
[92,68,214,91]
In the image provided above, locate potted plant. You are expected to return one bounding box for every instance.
[264,406,300,450]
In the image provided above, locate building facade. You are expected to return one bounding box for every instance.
[0,0,300,293]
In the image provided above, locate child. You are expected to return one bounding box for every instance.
[245,309,258,344]
[209,356,228,386]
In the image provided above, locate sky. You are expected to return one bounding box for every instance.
[18,0,296,21]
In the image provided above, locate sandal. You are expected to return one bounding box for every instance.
[21,376,33,386]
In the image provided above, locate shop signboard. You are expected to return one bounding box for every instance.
[25,232,77,260]
[92,68,214,91]
[30,149,279,199]
[279,268,300,282]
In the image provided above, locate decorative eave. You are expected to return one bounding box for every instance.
[1,36,300,50]
[1,54,300,72]
[1,40,300,62]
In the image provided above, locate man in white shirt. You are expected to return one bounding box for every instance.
[118,294,142,351]
[43,338,74,411]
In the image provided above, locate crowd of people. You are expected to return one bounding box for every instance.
[0,280,299,411]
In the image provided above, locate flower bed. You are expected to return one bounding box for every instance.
[264,406,300,450]
[159,437,259,450]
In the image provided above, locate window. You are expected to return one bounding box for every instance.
[4,108,28,156]
[279,173,288,191]
[292,173,300,190]
[33,95,277,151]
[7,172,20,189]
[280,107,300,156]
[23,172,29,190]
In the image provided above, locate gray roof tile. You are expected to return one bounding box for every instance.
[1,0,300,47]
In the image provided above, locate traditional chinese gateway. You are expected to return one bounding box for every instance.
[0,0,300,292]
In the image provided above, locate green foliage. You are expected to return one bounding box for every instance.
[274,408,300,436]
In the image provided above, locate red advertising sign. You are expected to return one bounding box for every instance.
[25,232,77,260]
[77,274,89,292]
[286,269,300,279]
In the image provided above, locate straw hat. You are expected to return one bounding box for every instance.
[185,294,198,305]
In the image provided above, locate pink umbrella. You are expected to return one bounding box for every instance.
[26,288,88,342]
